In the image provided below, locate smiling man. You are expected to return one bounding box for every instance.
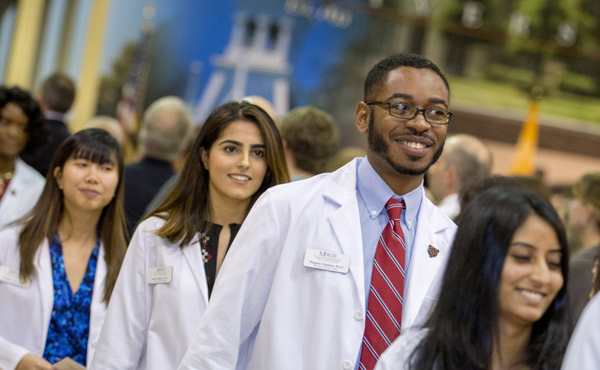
[178,54,458,370]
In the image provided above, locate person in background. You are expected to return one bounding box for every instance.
[0,86,46,230]
[565,173,600,324]
[0,129,128,369]
[178,53,456,370]
[376,186,569,370]
[280,106,340,180]
[90,101,289,370]
[326,146,367,172]
[123,96,191,232]
[86,116,126,147]
[425,133,492,220]
[242,95,278,124]
[22,72,75,176]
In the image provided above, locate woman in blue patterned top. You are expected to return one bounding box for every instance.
[0,128,128,370]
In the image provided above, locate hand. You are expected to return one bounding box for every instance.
[15,353,54,370]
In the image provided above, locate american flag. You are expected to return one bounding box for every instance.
[116,22,153,134]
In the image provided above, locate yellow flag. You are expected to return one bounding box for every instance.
[509,100,540,175]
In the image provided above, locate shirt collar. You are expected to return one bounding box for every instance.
[357,156,423,224]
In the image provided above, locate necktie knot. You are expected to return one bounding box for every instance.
[385,198,405,222]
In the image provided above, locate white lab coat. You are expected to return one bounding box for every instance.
[0,226,108,369]
[561,292,600,369]
[90,217,209,370]
[374,328,428,370]
[178,158,457,370]
[0,158,45,230]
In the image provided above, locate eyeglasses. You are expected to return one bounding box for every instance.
[365,101,452,125]
[0,118,28,134]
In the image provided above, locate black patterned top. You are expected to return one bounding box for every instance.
[200,223,240,297]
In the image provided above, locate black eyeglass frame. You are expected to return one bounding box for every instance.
[365,101,453,125]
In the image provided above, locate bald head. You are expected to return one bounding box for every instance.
[427,134,493,203]
[242,95,277,123]
[86,116,126,146]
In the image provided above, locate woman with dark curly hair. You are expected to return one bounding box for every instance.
[0,86,47,229]
[376,186,569,370]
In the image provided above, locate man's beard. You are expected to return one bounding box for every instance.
[368,112,444,176]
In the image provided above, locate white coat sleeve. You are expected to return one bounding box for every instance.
[561,294,600,370]
[89,224,153,370]
[178,192,286,370]
[0,336,30,370]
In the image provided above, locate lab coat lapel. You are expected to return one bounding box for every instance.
[181,236,209,306]
[402,200,452,328]
[323,162,365,309]
[36,240,53,349]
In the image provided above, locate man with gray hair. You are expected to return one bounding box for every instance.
[124,96,191,231]
[426,133,493,219]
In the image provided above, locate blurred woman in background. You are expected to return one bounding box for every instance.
[91,101,289,370]
[0,128,128,369]
[376,186,569,370]
[0,86,46,229]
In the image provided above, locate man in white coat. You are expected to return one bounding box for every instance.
[178,53,457,370]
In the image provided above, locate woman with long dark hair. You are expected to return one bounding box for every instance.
[91,101,289,370]
[376,186,569,370]
[0,128,128,369]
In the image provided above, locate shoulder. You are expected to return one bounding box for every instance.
[263,159,359,205]
[376,328,428,370]
[420,194,457,231]
[131,216,167,242]
[563,293,600,368]
[14,158,45,186]
[570,246,600,265]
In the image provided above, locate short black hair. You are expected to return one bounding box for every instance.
[363,53,449,101]
[0,86,48,157]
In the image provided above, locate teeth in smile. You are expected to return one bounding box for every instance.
[230,175,250,181]
[519,289,544,301]
[402,141,426,149]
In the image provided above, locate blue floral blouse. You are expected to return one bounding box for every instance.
[42,235,100,366]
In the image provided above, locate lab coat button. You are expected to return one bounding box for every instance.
[354,311,363,320]
[343,360,353,369]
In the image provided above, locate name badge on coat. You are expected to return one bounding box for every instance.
[303,249,350,273]
[147,266,173,284]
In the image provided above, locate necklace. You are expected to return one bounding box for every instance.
[0,171,13,195]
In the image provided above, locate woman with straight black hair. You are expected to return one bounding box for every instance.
[376,186,569,370]
[0,128,128,369]
[91,101,289,370]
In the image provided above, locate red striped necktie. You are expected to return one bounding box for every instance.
[359,198,406,370]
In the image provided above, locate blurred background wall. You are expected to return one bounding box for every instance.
[1,0,599,185]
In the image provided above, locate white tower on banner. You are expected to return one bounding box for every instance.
[193,12,292,123]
